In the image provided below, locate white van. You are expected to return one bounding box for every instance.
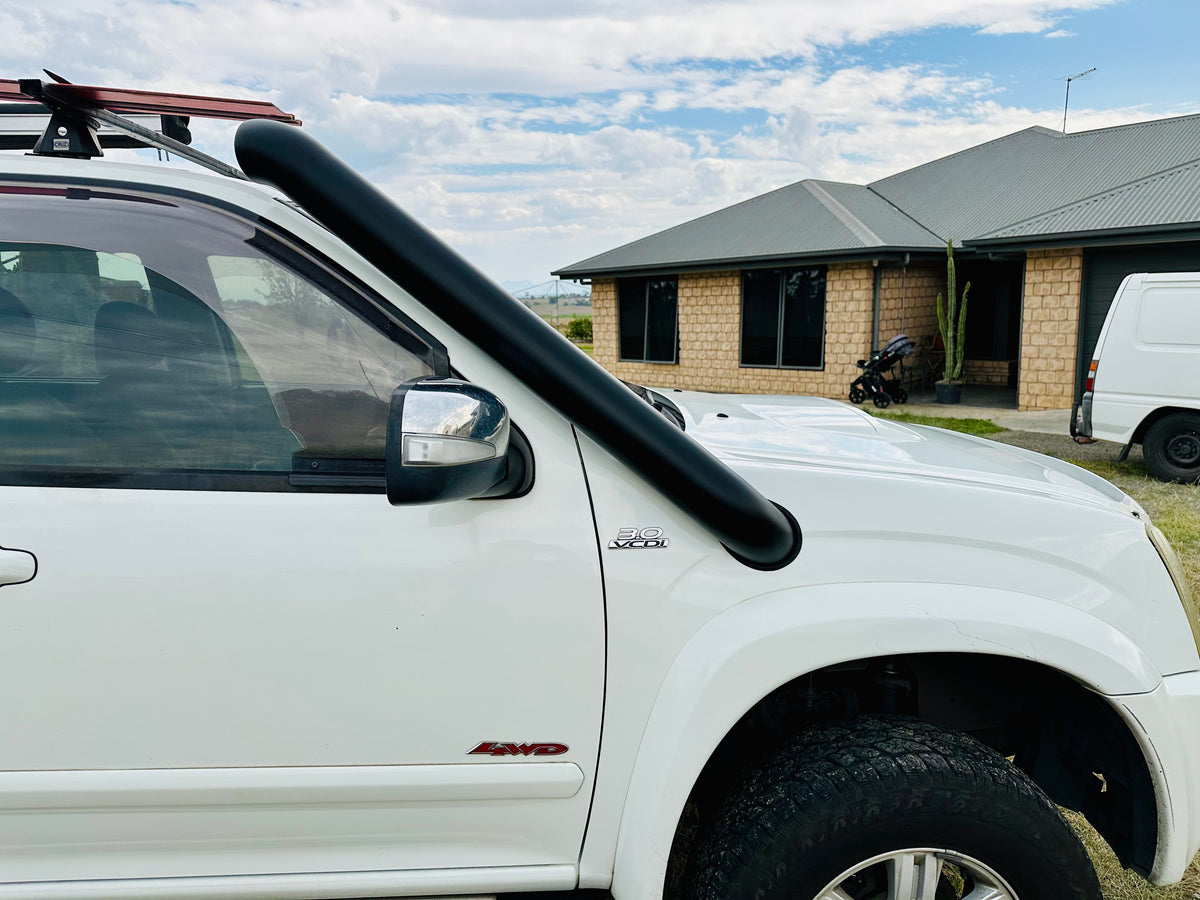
[1075,271,1200,482]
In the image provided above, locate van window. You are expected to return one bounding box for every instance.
[1138,285,1200,346]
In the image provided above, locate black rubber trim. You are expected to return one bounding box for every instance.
[0,466,386,493]
[234,120,801,569]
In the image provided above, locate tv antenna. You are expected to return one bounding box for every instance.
[1062,67,1096,133]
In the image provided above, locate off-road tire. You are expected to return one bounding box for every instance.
[688,716,1101,900]
[1143,412,1200,483]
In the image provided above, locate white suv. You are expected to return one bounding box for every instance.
[0,80,1198,900]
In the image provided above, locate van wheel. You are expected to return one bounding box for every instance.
[688,716,1100,900]
[1144,413,1200,483]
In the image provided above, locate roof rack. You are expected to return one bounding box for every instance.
[0,70,301,180]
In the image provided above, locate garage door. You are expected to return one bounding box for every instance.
[1078,242,1200,400]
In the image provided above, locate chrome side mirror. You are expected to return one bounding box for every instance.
[385,378,517,504]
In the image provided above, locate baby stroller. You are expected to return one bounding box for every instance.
[848,333,916,409]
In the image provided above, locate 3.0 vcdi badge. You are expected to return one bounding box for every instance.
[608,527,670,550]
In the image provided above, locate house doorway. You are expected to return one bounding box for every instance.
[955,258,1023,407]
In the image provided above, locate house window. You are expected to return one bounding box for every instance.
[740,267,826,369]
[618,276,678,363]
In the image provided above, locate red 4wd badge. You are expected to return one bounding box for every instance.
[468,741,568,757]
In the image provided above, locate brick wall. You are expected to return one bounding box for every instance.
[593,263,876,397]
[878,262,941,388]
[878,262,940,344]
[963,359,1015,385]
[592,258,1032,399]
[1018,248,1082,411]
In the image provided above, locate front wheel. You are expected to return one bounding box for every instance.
[1144,412,1200,482]
[688,717,1100,900]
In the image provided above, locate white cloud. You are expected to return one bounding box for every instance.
[977,14,1056,35]
[1044,29,1077,37]
[2,0,1183,283]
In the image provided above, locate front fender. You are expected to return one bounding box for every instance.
[610,581,1161,899]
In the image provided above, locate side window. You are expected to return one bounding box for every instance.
[1138,285,1200,346]
[618,276,678,363]
[0,186,443,488]
[740,267,826,369]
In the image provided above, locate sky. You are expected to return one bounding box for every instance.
[3,0,1199,290]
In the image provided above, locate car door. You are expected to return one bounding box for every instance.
[0,182,604,886]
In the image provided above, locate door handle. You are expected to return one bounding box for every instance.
[0,547,36,586]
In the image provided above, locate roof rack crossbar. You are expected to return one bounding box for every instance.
[1,72,300,180]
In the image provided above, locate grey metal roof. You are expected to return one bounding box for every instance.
[971,159,1200,243]
[870,115,1200,242]
[553,178,942,277]
[555,112,1200,278]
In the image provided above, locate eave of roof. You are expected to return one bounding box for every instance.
[553,178,942,278]
[555,244,947,279]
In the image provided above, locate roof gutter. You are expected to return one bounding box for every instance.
[966,222,1200,251]
[553,248,941,281]
[234,120,801,571]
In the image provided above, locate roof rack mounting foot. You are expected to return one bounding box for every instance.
[18,79,102,159]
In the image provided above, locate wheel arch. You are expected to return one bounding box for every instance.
[609,583,1164,899]
[1132,404,1200,445]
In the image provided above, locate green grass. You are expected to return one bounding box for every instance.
[1071,809,1200,899]
[870,410,1008,437]
[1060,457,1200,898]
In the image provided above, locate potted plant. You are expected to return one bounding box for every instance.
[936,239,970,403]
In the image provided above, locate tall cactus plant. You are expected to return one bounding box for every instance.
[936,239,970,383]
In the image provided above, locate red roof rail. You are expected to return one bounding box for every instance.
[1,71,301,178]
[0,78,300,125]
[0,78,300,124]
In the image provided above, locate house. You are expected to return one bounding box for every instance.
[553,114,1200,411]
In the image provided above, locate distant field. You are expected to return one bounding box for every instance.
[520,300,591,320]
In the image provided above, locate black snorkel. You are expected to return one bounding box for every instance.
[235,120,800,570]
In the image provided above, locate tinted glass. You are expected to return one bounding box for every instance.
[780,267,825,368]
[0,187,435,481]
[740,269,780,366]
[618,278,647,360]
[644,278,677,363]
